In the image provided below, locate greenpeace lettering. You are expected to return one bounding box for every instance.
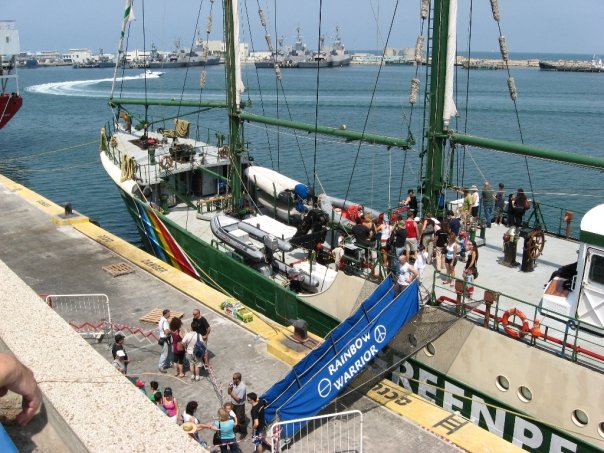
[394,360,581,453]
[262,278,420,435]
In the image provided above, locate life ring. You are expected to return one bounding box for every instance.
[502,307,530,338]
[159,155,174,170]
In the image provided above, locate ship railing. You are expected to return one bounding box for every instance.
[429,271,604,372]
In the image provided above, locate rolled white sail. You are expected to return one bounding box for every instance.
[232,0,245,104]
[443,0,458,128]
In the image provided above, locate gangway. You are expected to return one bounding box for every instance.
[262,277,419,438]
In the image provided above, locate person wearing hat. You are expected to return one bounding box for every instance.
[112,349,127,374]
[470,185,480,219]
[111,333,129,374]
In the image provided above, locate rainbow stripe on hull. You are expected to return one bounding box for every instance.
[135,202,200,278]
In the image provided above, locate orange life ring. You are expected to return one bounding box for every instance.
[159,155,174,170]
[502,307,530,338]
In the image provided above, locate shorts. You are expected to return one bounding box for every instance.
[186,352,203,368]
[405,238,418,254]
[173,351,185,364]
[445,257,457,266]
[252,428,266,446]
[471,206,479,217]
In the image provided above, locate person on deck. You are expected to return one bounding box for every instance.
[447,210,461,237]
[512,188,529,228]
[482,181,495,227]
[404,213,419,262]
[494,182,505,225]
[402,189,418,217]
[395,255,418,295]
[470,185,480,219]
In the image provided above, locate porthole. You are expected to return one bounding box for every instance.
[571,409,589,427]
[424,342,436,357]
[517,386,532,402]
[495,375,510,392]
[598,421,604,438]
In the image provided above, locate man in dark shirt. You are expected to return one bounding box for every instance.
[191,309,211,340]
[247,392,268,452]
[447,210,461,236]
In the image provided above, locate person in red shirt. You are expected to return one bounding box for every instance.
[404,213,419,261]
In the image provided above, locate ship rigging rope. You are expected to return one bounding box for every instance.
[343,0,404,208]
[0,140,98,162]
[248,0,313,186]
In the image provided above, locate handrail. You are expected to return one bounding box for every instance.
[430,270,604,368]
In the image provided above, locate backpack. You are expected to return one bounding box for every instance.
[193,333,206,359]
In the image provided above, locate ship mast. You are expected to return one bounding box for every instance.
[422,0,451,214]
[422,0,604,215]
[223,0,244,210]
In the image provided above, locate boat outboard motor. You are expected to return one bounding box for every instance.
[291,208,329,250]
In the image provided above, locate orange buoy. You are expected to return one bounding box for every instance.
[502,307,530,338]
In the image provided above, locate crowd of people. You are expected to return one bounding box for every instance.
[109,307,270,452]
[343,182,530,295]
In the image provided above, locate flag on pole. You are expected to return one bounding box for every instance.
[124,0,136,23]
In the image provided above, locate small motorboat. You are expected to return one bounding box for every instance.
[139,70,164,78]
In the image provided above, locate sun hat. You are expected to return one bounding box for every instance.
[182,422,197,433]
[470,184,478,191]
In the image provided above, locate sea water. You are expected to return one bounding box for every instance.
[0,57,602,244]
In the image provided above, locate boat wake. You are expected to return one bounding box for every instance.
[25,74,159,97]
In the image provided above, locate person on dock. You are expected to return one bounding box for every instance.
[481,181,495,227]
[227,372,247,439]
[182,322,205,382]
[209,408,241,453]
[169,317,186,379]
[157,309,173,373]
[494,182,505,225]
[247,392,269,453]
[112,349,127,374]
[111,333,129,375]
[161,387,179,423]
[191,309,211,366]
[0,353,42,427]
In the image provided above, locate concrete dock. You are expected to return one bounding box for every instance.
[0,174,521,452]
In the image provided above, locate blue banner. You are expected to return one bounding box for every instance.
[262,277,419,430]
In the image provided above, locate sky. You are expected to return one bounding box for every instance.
[2,0,603,55]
